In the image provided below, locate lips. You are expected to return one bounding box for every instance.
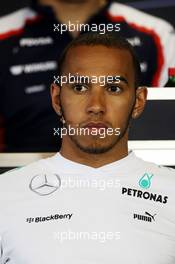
[83,122,108,129]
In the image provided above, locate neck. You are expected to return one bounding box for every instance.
[39,0,106,36]
[60,133,129,168]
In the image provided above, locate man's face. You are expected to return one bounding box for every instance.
[53,45,139,154]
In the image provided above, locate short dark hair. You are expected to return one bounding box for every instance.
[57,32,141,88]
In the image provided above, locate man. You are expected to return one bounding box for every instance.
[0,0,175,152]
[0,32,175,263]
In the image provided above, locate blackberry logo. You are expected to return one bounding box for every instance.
[26,213,73,223]
[133,211,156,222]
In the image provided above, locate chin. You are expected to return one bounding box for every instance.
[70,135,119,154]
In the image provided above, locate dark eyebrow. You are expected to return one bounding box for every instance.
[108,76,129,86]
[69,75,90,84]
[67,75,129,86]
[118,76,129,85]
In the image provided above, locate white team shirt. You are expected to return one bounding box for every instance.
[0,151,175,264]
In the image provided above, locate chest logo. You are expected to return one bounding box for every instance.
[29,173,61,196]
[139,173,153,189]
[133,211,157,222]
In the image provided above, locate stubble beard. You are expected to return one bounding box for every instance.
[60,96,136,155]
[66,111,133,155]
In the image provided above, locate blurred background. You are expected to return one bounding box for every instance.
[0,0,174,26]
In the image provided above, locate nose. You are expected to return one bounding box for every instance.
[86,87,106,116]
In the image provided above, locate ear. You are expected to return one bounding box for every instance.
[132,86,147,119]
[50,83,62,116]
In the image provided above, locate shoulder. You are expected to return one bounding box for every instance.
[107,1,174,33]
[135,155,175,191]
[140,158,175,175]
[0,160,42,188]
[0,7,39,40]
[0,154,57,194]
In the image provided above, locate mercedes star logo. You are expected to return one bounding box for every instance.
[29,173,61,196]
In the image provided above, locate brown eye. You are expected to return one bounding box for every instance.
[107,85,122,93]
[73,84,88,93]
